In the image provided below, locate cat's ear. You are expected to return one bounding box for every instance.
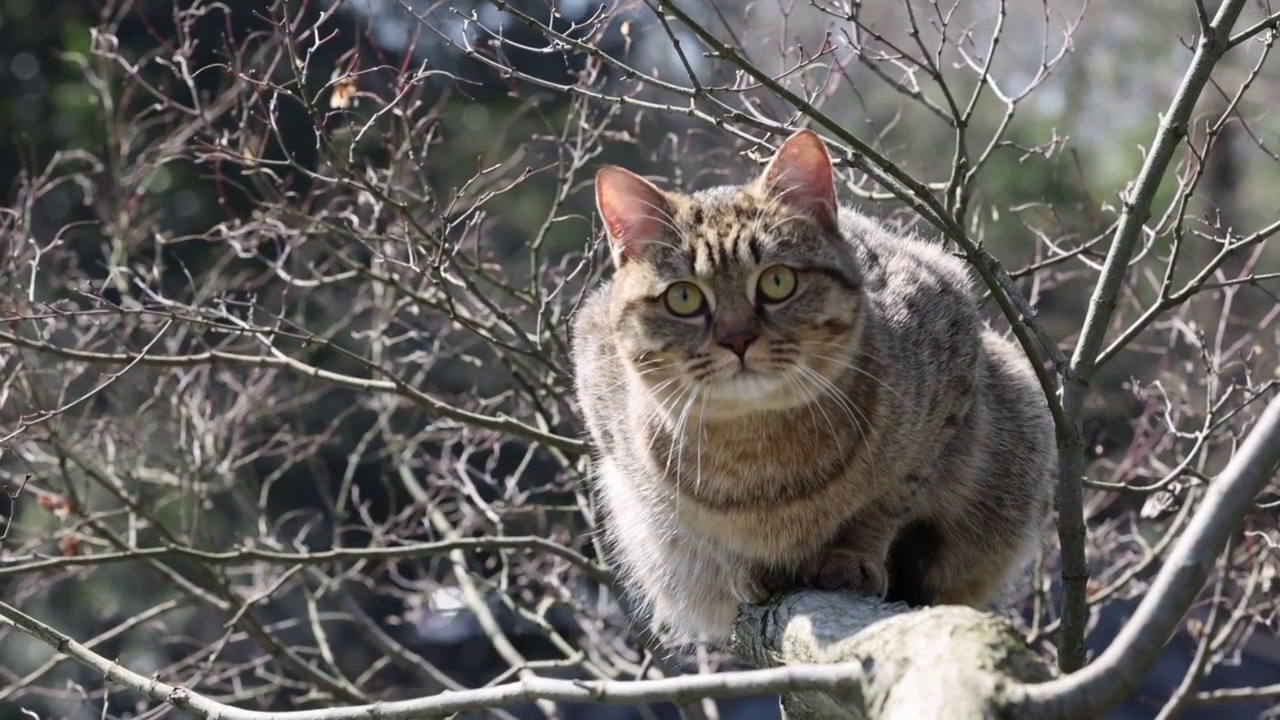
[595,166,673,266]
[757,129,838,232]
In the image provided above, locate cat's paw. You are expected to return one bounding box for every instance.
[814,548,888,599]
[757,564,806,596]
[728,565,772,605]
[730,564,803,604]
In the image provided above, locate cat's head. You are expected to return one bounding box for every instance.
[595,130,866,421]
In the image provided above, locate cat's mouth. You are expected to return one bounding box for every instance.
[696,368,796,418]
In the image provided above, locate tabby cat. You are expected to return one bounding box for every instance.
[570,129,1056,643]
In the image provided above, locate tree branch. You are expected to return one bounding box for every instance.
[0,535,612,586]
[1014,392,1280,716]
[1054,0,1249,672]
[0,329,585,454]
[732,592,1055,719]
[0,598,862,720]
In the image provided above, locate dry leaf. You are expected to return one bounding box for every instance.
[59,535,81,557]
[330,75,357,109]
[1085,578,1102,600]
[38,493,72,520]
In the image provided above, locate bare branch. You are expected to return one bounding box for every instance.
[0,597,865,719]
[1054,0,1252,671]
[1015,393,1280,716]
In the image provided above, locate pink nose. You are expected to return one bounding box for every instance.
[718,330,758,359]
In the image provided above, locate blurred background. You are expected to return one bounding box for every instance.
[1,1,1278,718]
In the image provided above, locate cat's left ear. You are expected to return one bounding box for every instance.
[757,129,838,232]
[595,165,674,266]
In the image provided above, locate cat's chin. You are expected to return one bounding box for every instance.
[698,371,802,419]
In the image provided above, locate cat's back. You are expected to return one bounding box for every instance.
[837,207,976,312]
[835,206,985,452]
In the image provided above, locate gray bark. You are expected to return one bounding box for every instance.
[732,592,1056,719]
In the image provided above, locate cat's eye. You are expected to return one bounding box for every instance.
[757,265,798,302]
[664,282,706,317]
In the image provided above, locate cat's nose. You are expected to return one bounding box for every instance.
[718,330,758,359]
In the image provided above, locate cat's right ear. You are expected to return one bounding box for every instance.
[595,166,672,266]
[757,129,839,233]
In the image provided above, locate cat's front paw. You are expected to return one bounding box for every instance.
[728,564,772,605]
[730,563,804,605]
[814,548,888,599]
[757,564,807,596]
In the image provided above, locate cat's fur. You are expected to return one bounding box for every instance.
[570,130,1056,643]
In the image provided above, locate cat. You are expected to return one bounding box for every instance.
[569,129,1057,643]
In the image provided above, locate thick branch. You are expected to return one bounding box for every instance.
[1054,0,1249,671]
[732,592,1056,719]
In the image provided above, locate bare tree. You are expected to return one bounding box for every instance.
[2,0,1278,719]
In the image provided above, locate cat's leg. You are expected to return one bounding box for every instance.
[596,464,749,641]
[805,509,900,600]
[666,534,754,640]
[921,470,1052,609]
[927,522,1045,609]
[609,520,748,641]
[926,331,1054,608]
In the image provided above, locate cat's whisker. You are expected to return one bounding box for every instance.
[800,347,906,402]
[808,366,874,434]
[667,389,700,493]
[786,371,838,440]
[642,376,680,401]
[753,191,808,232]
[639,236,688,257]
[795,364,869,438]
[642,380,690,458]
[813,361,903,405]
[661,386,693,453]
[792,372,841,440]
[761,210,808,238]
[751,203,772,249]
[603,363,668,394]
[626,360,667,376]
[804,340,895,371]
[695,391,710,493]
[644,376,686,421]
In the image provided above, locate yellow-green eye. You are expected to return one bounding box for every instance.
[758,265,798,302]
[664,282,706,317]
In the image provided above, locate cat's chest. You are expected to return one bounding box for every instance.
[661,459,855,561]
[645,427,819,486]
[644,421,868,508]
